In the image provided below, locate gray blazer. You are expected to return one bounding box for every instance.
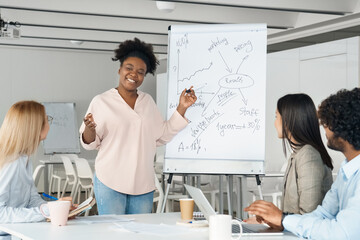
[282,145,333,214]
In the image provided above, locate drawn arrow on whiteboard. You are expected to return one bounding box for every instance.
[238,88,248,106]
[218,51,232,73]
[236,55,249,74]
[194,84,215,95]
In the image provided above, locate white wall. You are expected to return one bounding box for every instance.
[266,36,359,173]
[0,45,160,191]
[0,36,358,192]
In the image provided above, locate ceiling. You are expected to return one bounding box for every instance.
[1,0,360,57]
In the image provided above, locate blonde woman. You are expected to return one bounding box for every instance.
[0,101,72,237]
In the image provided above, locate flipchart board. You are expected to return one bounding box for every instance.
[42,102,80,154]
[164,24,267,174]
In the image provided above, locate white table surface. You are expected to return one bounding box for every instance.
[0,213,299,240]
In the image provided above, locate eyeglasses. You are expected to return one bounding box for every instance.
[47,115,53,125]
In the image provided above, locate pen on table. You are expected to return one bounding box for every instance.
[42,193,58,200]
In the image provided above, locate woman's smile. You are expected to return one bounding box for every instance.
[127,78,136,83]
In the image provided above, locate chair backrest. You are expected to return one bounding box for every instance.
[153,173,164,213]
[154,161,163,180]
[75,158,93,179]
[60,156,77,179]
[33,164,45,187]
[62,154,79,161]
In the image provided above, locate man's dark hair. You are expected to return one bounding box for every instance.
[112,38,159,75]
[318,88,360,150]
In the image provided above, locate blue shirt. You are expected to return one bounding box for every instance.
[0,155,46,225]
[283,153,360,239]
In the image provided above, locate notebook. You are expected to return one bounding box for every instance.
[184,184,284,236]
[69,196,96,217]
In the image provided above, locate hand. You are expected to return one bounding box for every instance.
[83,113,97,131]
[58,196,76,209]
[256,215,265,223]
[82,113,97,144]
[243,216,262,224]
[177,86,197,117]
[58,196,72,202]
[244,200,284,230]
[58,197,78,219]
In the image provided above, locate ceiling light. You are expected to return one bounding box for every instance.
[70,40,83,45]
[156,1,176,13]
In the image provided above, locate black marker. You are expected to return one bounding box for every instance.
[185,89,191,93]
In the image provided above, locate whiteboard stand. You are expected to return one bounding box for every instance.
[235,176,243,218]
[226,174,263,217]
[161,173,174,213]
[255,174,264,200]
[160,173,202,213]
[219,175,224,213]
[214,175,234,214]
[160,172,260,217]
[226,175,234,215]
[159,172,236,216]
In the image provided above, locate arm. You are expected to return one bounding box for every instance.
[244,200,283,230]
[0,203,46,223]
[28,180,46,209]
[243,173,339,230]
[0,162,45,223]
[155,106,189,146]
[79,99,101,150]
[82,113,97,144]
[295,147,330,213]
[283,187,359,240]
[176,87,197,117]
[247,173,360,239]
[155,88,197,146]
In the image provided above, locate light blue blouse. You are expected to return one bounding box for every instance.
[0,155,46,228]
[283,153,360,240]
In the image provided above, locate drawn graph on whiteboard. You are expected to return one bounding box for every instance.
[166,25,267,161]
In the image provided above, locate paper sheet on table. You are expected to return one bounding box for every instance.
[113,222,203,236]
[74,215,134,224]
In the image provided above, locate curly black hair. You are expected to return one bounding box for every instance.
[318,88,360,150]
[112,38,159,75]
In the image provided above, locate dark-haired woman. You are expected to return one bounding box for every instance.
[80,38,197,215]
[245,93,333,223]
[275,94,333,214]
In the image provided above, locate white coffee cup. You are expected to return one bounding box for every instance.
[40,200,71,226]
[209,214,242,240]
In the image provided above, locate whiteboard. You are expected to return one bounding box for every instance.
[164,24,267,174]
[42,102,80,154]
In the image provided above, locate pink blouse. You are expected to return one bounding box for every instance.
[79,88,188,195]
